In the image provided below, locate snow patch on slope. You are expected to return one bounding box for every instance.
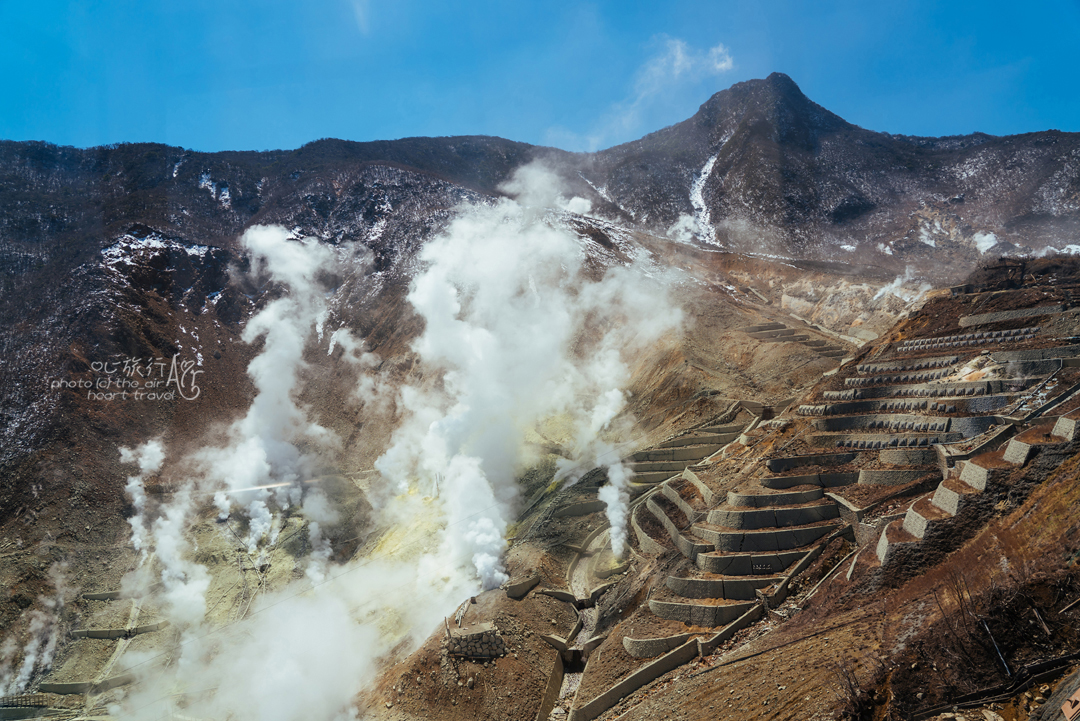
[101,234,210,266]
[689,153,720,245]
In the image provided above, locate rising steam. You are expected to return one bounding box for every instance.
[99,162,679,720]
[0,565,67,695]
[377,161,681,579]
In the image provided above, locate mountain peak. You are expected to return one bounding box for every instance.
[694,73,850,149]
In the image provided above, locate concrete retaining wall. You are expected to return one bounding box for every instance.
[539,589,578,604]
[813,414,949,432]
[705,523,837,553]
[1028,380,1080,420]
[661,484,699,524]
[565,521,612,595]
[803,395,1012,416]
[727,487,823,508]
[759,473,858,489]
[857,356,960,374]
[35,683,92,695]
[582,634,607,653]
[698,423,745,435]
[566,608,584,646]
[631,502,668,555]
[742,323,786,333]
[587,581,619,606]
[766,453,855,473]
[958,460,1010,491]
[666,575,777,601]
[648,598,756,626]
[698,604,765,655]
[996,359,1074,377]
[879,448,938,465]
[932,483,973,517]
[748,328,795,339]
[846,369,951,387]
[622,632,693,659]
[819,432,961,449]
[947,415,1011,438]
[681,468,715,506]
[506,574,540,600]
[541,634,569,652]
[827,379,1037,401]
[658,433,738,449]
[858,469,935,485]
[783,539,828,581]
[761,334,810,343]
[81,591,122,601]
[631,461,689,473]
[765,540,831,608]
[992,344,1080,362]
[631,471,679,484]
[1003,438,1034,465]
[960,305,1065,327]
[70,621,169,639]
[696,549,805,575]
[632,445,723,462]
[937,424,1018,472]
[876,518,921,564]
[568,639,700,721]
[647,498,710,560]
[827,493,864,523]
[38,674,134,696]
[1053,415,1080,440]
[706,503,838,530]
[534,654,565,721]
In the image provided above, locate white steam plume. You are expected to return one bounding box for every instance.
[873,265,932,302]
[119,438,165,558]
[497,162,592,216]
[120,228,351,626]
[195,226,341,552]
[111,167,680,720]
[598,452,632,558]
[0,564,67,694]
[376,162,682,588]
[328,326,394,412]
[110,227,476,721]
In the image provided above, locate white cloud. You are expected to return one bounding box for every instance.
[350,0,371,35]
[547,36,735,151]
[635,39,734,99]
[708,43,735,73]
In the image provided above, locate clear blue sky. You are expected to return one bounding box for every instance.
[1,0,1078,152]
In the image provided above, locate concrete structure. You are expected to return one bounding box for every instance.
[69,621,168,639]
[765,452,855,472]
[622,632,692,658]
[446,623,506,659]
[505,573,540,600]
[958,305,1064,327]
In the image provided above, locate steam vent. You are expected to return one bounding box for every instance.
[3,72,1080,721]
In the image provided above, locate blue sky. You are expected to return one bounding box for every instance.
[1,0,1078,152]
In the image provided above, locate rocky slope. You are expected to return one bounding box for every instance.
[1,74,1079,719]
[579,73,1080,263]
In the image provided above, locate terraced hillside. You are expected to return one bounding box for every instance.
[355,257,1080,721]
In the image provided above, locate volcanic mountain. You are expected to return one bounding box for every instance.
[1,74,1079,721]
